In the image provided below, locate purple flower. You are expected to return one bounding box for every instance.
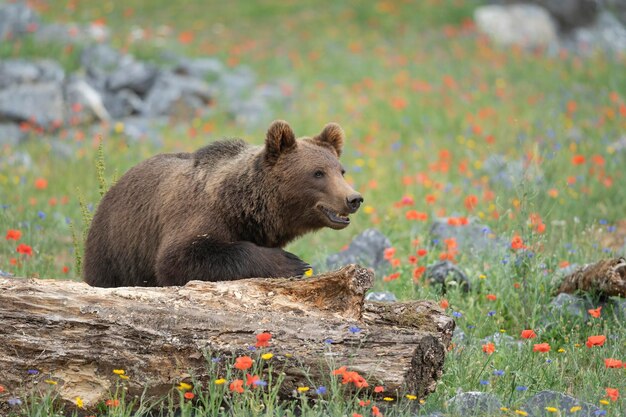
[27,369,39,375]
[253,380,268,387]
[493,370,504,376]
[487,310,496,317]
[516,386,528,391]
[7,397,22,406]
[452,311,462,318]
[316,386,327,395]
[479,380,489,385]
[348,325,361,334]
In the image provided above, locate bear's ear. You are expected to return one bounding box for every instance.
[265,120,297,163]
[313,123,344,157]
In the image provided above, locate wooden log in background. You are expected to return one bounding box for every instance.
[0,265,454,409]
[558,257,626,297]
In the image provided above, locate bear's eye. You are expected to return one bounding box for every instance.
[341,169,346,176]
[314,170,325,178]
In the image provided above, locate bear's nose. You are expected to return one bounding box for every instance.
[347,194,364,213]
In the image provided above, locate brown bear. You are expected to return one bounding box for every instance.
[83,120,363,287]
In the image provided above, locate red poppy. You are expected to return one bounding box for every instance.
[521,330,537,339]
[358,400,371,406]
[16,243,33,256]
[245,373,260,387]
[511,235,526,250]
[586,335,606,348]
[5,229,21,241]
[333,366,347,376]
[588,307,602,318]
[34,178,48,190]
[105,399,119,407]
[571,155,585,165]
[412,266,426,281]
[605,388,619,401]
[255,332,271,347]
[464,195,478,211]
[184,392,195,400]
[234,356,253,370]
[353,413,363,417]
[486,294,497,301]
[417,249,428,257]
[604,358,623,368]
[383,248,396,260]
[383,272,400,282]
[533,343,551,353]
[374,386,384,393]
[372,405,382,417]
[229,379,244,393]
[439,299,449,309]
[482,343,495,354]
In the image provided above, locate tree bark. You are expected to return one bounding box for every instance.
[0,265,454,410]
[557,257,626,297]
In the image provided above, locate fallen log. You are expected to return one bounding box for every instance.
[0,265,454,411]
[557,257,626,297]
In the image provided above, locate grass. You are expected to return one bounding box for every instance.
[1,0,625,415]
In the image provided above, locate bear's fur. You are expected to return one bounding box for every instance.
[83,120,363,287]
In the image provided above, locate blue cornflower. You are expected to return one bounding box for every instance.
[316,386,327,395]
[7,398,22,406]
[37,211,46,219]
[607,226,616,233]
[247,346,257,351]
[348,325,361,334]
[27,369,39,375]
[253,380,268,387]
[487,310,496,317]
[599,219,608,225]
[594,411,606,416]
[479,380,489,385]
[516,386,528,391]
[452,311,462,318]
[493,370,505,376]
[211,357,221,363]
[324,339,333,344]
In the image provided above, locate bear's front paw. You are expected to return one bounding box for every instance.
[275,250,311,278]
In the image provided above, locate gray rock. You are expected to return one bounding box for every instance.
[482,332,523,348]
[325,228,392,274]
[115,116,165,147]
[80,44,124,76]
[1,151,32,169]
[104,89,143,119]
[107,60,158,95]
[522,390,601,417]
[0,2,40,40]
[365,291,397,303]
[0,83,64,129]
[0,59,65,88]
[34,22,110,44]
[0,269,15,278]
[447,392,502,415]
[566,10,626,54]
[452,327,466,343]
[482,154,543,189]
[430,217,504,254]
[142,72,213,117]
[425,261,470,293]
[0,123,26,146]
[475,4,559,48]
[218,65,256,101]
[549,293,589,318]
[608,135,626,153]
[611,297,626,320]
[175,57,224,80]
[529,0,598,31]
[64,77,110,124]
[228,96,272,127]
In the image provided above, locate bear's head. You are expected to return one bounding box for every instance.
[264,120,363,232]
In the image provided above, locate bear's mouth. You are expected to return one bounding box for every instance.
[319,205,350,226]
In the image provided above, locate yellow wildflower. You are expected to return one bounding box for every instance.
[383,397,394,402]
[214,378,226,385]
[178,382,192,391]
[545,407,558,413]
[570,406,582,412]
[479,274,487,280]
[500,407,509,411]
[44,379,57,385]
[599,400,609,405]
[119,375,129,380]
[297,386,309,392]
[304,268,313,277]
[113,369,125,375]
[75,397,83,408]
[261,353,273,360]
[558,348,566,353]
[405,394,417,400]
[515,410,528,416]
